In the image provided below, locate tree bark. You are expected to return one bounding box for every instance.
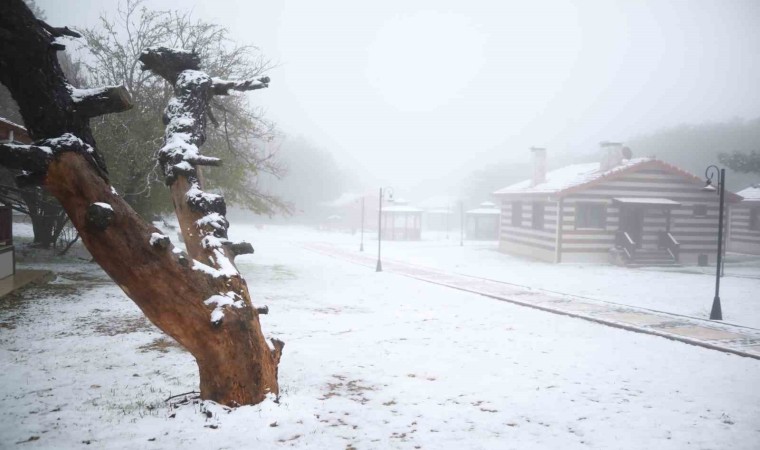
[0,0,282,406]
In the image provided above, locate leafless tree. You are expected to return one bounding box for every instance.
[0,0,283,406]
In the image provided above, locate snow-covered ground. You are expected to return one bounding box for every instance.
[309,228,760,329]
[1,225,759,449]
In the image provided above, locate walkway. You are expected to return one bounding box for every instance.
[304,242,760,360]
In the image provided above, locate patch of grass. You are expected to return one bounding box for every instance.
[320,374,376,405]
[101,385,168,421]
[138,336,186,354]
[0,281,83,330]
[238,263,298,282]
[92,316,155,336]
[270,264,297,281]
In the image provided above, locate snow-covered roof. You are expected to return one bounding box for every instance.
[494,158,652,195]
[612,197,681,206]
[322,192,365,207]
[382,204,423,213]
[466,207,500,215]
[466,201,500,215]
[737,184,760,202]
[417,195,460,209]
[0,117,26,132]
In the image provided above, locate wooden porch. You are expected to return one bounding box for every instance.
[613,198,682,267]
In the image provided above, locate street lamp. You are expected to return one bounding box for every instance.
[703,165,726,320]
[376,187,394,272]
[446,203,451,240]
[459,201,464,247]
[359,196,365,252]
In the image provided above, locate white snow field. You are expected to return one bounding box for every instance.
[0,225,758,449]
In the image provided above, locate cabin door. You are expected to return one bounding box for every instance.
[619,206,644,248]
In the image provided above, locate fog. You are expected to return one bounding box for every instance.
[40,0,760,198]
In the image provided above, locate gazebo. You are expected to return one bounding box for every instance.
[423,207,453,232]
[381,199,422,241]
[466,201,500,240]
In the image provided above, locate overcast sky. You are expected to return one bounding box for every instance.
[39,0,760,192]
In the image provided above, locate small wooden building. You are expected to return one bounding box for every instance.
[418,196,458,232]
[0,205,13,279]
[493,144,740,265]
[728,184,760,255]
[381,199,422,241]
[423,207,453,232]
[0,117,30,144]
[465,201,500,240]
[0,117,25,279]
[321,192,376,233]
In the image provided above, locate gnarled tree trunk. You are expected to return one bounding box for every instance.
[0,0,282,406]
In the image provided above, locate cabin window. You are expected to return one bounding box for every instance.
[511,202,522,227]
[750,208,760,231]
[693,204,707,217]
[532,203,545,230]
[575,203,606,229]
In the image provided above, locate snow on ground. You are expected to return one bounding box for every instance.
[311,228,760,329]
[0,225,759,449]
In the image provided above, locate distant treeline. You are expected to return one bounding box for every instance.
[627,117,760,191]
[461,117,760,203]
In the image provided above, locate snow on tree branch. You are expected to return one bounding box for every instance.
[0,133,104,179]
[0,143,53,172]
[212,76,270,96]
[139,46,201,83]
[68,84,133,118]
[204,292,244,324]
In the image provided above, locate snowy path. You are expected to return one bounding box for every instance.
[318,231,760,329]
[304,242,760,361]
[1,225,759,449]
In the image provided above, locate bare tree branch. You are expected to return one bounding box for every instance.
[0,143,53,172]
[37,19,81,38]
[212,76,270,96]
[70,84,134,118]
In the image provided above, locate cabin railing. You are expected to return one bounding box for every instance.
[615,231,636,260]
[659,231,680,262]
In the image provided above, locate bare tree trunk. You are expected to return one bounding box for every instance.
[19,189,68,248]
[0,0,282,406]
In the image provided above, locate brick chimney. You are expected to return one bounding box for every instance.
[530,146,547,186]
[599,141,625,171]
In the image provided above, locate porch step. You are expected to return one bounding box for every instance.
[625,249,680,267]
[626,262,682,268]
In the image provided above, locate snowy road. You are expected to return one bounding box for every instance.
[0,225,758,449]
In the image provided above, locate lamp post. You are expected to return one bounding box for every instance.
[703,165,726,320]
[359,196,365,252]
[446,203,451,240]
[459,200,464,247]
[376,187,393,272]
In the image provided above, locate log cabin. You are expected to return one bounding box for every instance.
[493,143,741,266]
